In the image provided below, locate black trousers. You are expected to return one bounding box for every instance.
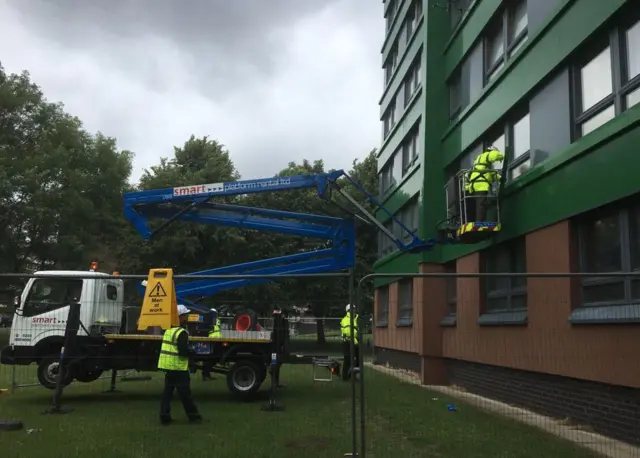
[465,191,489,222]
[160,370,201,421]
[342,340,360,380]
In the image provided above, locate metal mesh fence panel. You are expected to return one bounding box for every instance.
[0,272,358,458]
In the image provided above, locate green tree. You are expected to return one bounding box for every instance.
[0,65,133,282]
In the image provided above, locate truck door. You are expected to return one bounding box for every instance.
[89,279,124,334]
[11,277,85,347]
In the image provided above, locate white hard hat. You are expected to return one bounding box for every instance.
[210,308,218,313]
[177,304,190,316]
[345,304,353,312]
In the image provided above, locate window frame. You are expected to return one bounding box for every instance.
[483,106,531,181]
[404,56,422,107]
[484,0,528,84]
[376,285,390,327]
[382,99,396,138]
[572,16,640,140]
[448,69,462,119]
[401,124,420,174]
[396,278,414,326]
[482,238,528,314]
[577,202,640,307]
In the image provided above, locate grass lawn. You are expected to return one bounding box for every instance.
[0,359,598,458]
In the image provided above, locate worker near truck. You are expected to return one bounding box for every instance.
[202,308,221,381]
[340,304,359,381]
[464,146,504,222]
[158,304,202,425]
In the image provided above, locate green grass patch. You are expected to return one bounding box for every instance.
[0,363,597,458]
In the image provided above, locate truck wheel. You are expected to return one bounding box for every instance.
[234,310,258,331]
[75,368,104,383]
[37,356,74,390]
[226,360,263,399]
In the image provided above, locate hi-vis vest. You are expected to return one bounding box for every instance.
[341,313,359,345]
[208,318,221,338]
[158,327,189,371]
[466,149,504,194]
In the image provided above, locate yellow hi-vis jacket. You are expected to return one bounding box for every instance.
[158,327,189,371]
[208,318,222,338]
[465,148,505,194]
[341,312,359,345]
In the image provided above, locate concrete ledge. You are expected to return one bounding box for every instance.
[366,362,639,458]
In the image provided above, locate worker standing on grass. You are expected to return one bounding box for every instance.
[465,146,504,222]
[202,308,221,381]
[340,304,359,381]
[158,304,202,425]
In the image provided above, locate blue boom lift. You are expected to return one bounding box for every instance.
[123,170,447,312]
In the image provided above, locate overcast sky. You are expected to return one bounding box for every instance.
[0,0,383,183]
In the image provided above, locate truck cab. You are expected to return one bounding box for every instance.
[1,269,125,388]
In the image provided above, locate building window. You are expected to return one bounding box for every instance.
[397,278,413,326]
[483,108,532,181]
[483,238,527,313]
[404,55,422,106]
[378,220,395,257]
[378,156,394,195]
[578,202,640,306]
[509,112,531,180]
[401,124,420,173]
[445,262,457,315]
[485,0,528,83]
[376,285,389,326]
[397,196,420,243]
[406,0,423,40]
[385,0,397,32]
[382,100,396,138]
[574,17,640,138]
[383,45,398,86]
[448,71,462,119]
[449,0,472,32]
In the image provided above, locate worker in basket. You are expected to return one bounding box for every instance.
[465,145,504,222]
[158,304,202,425]
[202,307,221,381]
[340,304,359,381]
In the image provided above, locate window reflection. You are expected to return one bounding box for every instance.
[580,47,613,112]
[580,104,615,136]
[626,86,640,109]
[513,113,530,159]
[489,134,505,170]
[582,212,622,272]
[487,28,505,70]
[625,19,640,81]
[509,1,528,43]
[510,160,531,180]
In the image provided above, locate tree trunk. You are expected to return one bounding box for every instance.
[316,317,326,345]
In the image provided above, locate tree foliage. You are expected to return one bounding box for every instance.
[0,64,379,320]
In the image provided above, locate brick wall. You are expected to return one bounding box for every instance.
[373,347,421,374]
[447,359,640,446]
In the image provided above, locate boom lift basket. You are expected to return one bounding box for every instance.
[444,169,502,244]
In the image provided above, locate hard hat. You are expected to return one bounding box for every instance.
[177,304,190,316]
[488,145,500,152]
[345,304,353,312]
[210,308,218,314]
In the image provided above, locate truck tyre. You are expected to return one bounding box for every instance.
[226,360,263,399]
[37,356,74,390]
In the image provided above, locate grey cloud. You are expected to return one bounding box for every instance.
[0,0,383,181]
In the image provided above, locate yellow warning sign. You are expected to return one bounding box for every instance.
[149,282,167,297]
[137,268,179,331]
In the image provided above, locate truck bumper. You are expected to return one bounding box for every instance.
[0,345,34,366]
[0,345,15,365]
